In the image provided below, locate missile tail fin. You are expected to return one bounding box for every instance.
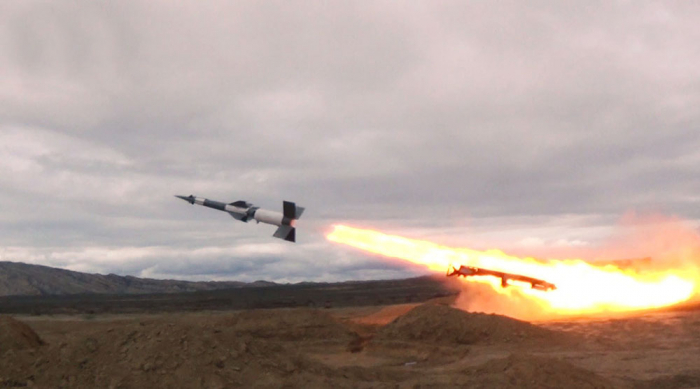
[283,201,304,220]
[273,225,296,242]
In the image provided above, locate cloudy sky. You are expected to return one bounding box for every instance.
[1,1,699,282]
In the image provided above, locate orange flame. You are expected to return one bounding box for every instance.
[327,224,698,318]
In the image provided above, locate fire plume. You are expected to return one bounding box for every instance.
[327,224,698,318]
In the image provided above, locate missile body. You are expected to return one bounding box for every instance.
[176,195,304,242]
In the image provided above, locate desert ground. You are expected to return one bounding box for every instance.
[3,296,700,389]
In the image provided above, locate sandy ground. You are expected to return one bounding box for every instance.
[2,300,700,388]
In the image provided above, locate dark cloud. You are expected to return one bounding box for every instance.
[1,1,699,281]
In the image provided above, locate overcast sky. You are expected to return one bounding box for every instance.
[1,1,699,282]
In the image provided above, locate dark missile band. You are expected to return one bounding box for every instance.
[202,199,226,211]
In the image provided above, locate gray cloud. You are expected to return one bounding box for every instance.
[1,1,699,281]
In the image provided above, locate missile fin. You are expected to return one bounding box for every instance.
[283,201,295,219]
[273,225,296,242]
[228,212,248,222]
[283,201,304,220]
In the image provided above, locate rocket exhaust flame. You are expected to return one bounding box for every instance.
[327,225,698,317]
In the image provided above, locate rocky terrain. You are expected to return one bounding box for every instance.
[2,262,699,388]
[2,302,700,388]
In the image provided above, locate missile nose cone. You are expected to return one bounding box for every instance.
[175,195,195,204]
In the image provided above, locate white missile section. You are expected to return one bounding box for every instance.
[253,209,285,226]
[175,195,304,242]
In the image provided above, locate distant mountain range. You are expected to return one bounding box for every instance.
[0,261,276,297]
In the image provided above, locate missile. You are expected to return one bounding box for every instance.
[176,195,304,242]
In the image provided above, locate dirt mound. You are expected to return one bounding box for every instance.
[4,305,697,388]
[0,314,348,388]
[375,304,568,346]
[468,353,623,389]
[228,308,355,342]
[0,316,44,352]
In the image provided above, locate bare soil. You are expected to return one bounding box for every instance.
[2,301,700,388]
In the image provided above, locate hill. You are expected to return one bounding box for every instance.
[0,261,273,297]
